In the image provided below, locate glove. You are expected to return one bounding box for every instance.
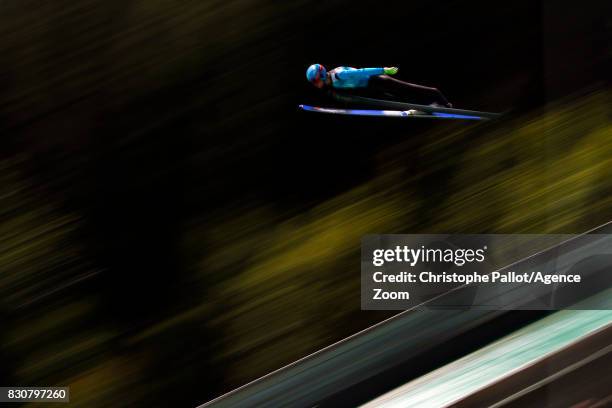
[384,67,398,75]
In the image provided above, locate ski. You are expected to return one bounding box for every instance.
[299,105,486,120]
[330,93,502,120]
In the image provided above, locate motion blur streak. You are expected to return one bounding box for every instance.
[0,0,609,407]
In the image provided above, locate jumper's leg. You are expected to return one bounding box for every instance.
[368,75,452,107]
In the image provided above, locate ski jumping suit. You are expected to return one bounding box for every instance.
[328,66,451,107]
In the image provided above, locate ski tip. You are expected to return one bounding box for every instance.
[299,105,317,112]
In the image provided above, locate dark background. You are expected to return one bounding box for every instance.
[0,0,609,406]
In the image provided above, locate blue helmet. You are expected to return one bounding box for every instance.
[306,64,327,86]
